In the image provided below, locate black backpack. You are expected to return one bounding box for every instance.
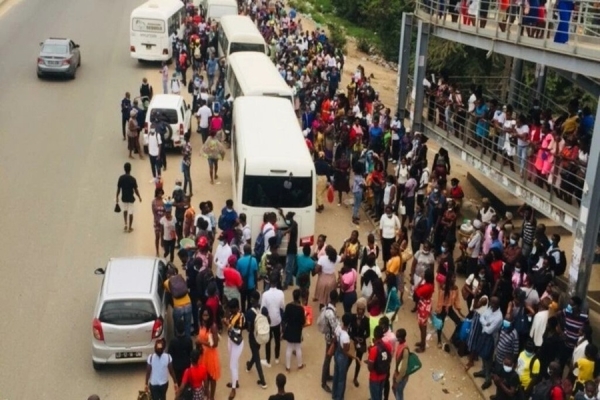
[514,306,531,336]
[373,342,392,375]
[550,249,567,276]
[531,378,561,400]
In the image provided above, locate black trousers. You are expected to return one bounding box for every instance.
[265,324,281,363]
[247,337,266,383]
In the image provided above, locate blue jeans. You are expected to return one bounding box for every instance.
[172,303,192,339]
[332,347,350,400]
[394,378,408,400]
[517,145,528,174]
[284,254,296,286]
[182,163,192,194]
[369,380,385,400]
[342,291,357,315]
[352,190,363,219]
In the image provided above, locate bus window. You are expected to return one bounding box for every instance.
[242,176,312,208]
[229,42,266,54]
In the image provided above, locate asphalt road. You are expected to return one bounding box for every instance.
[0,0,484,398]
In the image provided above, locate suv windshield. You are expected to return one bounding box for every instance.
[42,44,68,54]
[150,108,179,124]
[230,43,265,55]
[99,300,157,325]
[242,175,312,208]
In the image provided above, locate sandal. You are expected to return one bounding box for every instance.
[298,364,305,370]
[228,390,236,400]
[415,346,425,353]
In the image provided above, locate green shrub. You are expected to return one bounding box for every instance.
[327,23,347,51]
[356,36,371,54]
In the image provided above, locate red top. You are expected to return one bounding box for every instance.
[368,340,392,382]
[205,295,220,322]
[449,185,464,200]
[224,267,243,288]
[182,364,208,388]
[490,260,504,281]
[549,385,564,400]
[415,283,434,300]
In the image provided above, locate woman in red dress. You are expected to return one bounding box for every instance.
[414,268,435,353]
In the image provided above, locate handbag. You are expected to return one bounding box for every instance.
[458,318,472,342]
[327,185,335,203]
[399,202,406,216]
[435,272,446,285]
[114,203,121,213]
[227,313,243,345]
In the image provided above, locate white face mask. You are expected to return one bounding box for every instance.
[503,365,513,373]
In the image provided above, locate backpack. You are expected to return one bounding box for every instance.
[252,308,271,345]
[514,306,531,336]
[196,267,215,299]
[531,378,561,400]
[551,249,567,276]
[373,342,392,374]
[193,45,201,58]
[317,305,335,334]
[253,227,273,259]
[169,274,188,299]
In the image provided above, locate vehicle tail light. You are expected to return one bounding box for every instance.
[179,123,184,136]
[152,317,163,339]
[37,57,43,64]
[130,45,136,52]
[300,235,314,246]
[62,59,71,65]
[92,318,104,341]
[162,48,168,55]
[144,122,148,134]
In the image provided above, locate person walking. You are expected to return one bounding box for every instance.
[392,328,410,400]
[144,339,178,400]
[348,297,370,387]
[268,373,295,400]
[320,290,340,394]
[147,120,163,180]
[283,289,306,372]
[176,348,208,400]
[197,306,221,400]
[380,206,401,266]
[236,244,259,312]
[225,298,245,400]
[278,209,298,290]
[196,100,213,143]
[116,162,142,233]
[160,203,177,262]
[331,313,355,400]
[126,109,143,159]
[261,273,285,368]
[168,319,193,385]
[202,131,226,185]
[160,62,169,94]
[351,164,366,224]
[120,92,132,141]
[244,290,268,389]
[368,325,393,400]
[181,136,193,196]
[151,188,166,256]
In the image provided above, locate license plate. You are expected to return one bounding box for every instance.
[48,61,60,66]
[115,351,142,359]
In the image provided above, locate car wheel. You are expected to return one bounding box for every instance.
[70,69,76,80]
[92,361,103,371]
[37,71,43,79]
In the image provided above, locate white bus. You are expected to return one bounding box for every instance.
[217,15,267,58]
[199,0,238,21]
[130,0,185,62]
[226,52,294,104]
[232,97,316,249]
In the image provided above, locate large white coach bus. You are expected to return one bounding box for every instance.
[199,0,238,21]
[226,52,294,104]
[130,0,185,62]
[217,15,267,58]
[231,97,316,248]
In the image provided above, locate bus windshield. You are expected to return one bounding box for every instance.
[242,175,312,208]
[230,42,265,54]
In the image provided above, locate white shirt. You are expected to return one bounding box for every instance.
[213,242,232,279]
[516,124,530,147]
[529,309,548,347]
[194,214,213,234]
[260,287,285,327]
[241,224,252,244]
[147,353,172,385]
[467,93,476,112]
[147,132,162,157]
[417,168,430,195]
[171,79,181,94]
[334,326,350,346]
[196,105,213,128]
[467,231,483,258]
[379,214,401,239]
[262,223,275,252]
[318,255,340,274]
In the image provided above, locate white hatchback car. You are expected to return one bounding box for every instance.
[143,94,192,149]
[91,257,168,370]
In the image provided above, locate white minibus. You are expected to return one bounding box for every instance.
[226,52,294,104]
[199,0,238,21]
[130,0,185,62]
[217,15,267,58]
[231,97,316,249]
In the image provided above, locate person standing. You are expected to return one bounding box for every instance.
[202,131,225,185]
[197,306,221,400]
[172,179,186,245]
[491,356,521,400]
[244,290,268,389]
[181,136,193,196]
[219,199,238,244]
[175,349,208,400]
[127,109,143,159]
[214,232,232,300]
[140,77,153,101]
[367,325,393,400]
[321,290,340,394]
[121,92,132,141]
[160,203,177,262]
[283,289,306,372]
[168,319,193,385]
[351,164,366,224]
[144,339,178,400]
[159,62,169,94]
[116,162,142,233]
[379,205,401,266]
[151,188,166,256]
[278,209,298,290]
[147,121,163,179]
[268,373,295,400]
[206,54,218,90]
[236,244,258,312]
[331,313,355,400]
[225,298,245,400]
[197,100,213,143]
[261,273,285,368]
[392,328,410,400]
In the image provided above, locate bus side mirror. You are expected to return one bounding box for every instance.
[94,268,105,275]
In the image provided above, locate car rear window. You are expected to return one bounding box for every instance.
[99,300,157,325]
[150,108,179,124]
[42,44,68,54]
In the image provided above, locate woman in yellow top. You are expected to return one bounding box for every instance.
[434,271,465,349]
[573,343,597,392]
[340,230,361,270]
[385,244,402,293]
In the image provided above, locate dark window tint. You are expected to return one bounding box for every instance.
[42,44,69,54]
[150,108,179,124]
[242,175,312,208]
[229,43,265,55]
[99,300,157,325]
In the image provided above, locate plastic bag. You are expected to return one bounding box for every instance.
[327,184,334,203]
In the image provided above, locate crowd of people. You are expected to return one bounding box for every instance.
[112,0,600,399]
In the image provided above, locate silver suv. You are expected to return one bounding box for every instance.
[37,38,81,79]
[91,257,168,370]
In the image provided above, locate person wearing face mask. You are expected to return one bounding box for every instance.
[559,296,589,370]
[145,339,178,400]
[379,206,401,266]
[491,356,521,400]
[465,219,483,278]
[474,315,519,390]
[466,296,503,373]
[503,233,522,267]
[530,360,565,400]
[516,340,541,397]
[574,380,599,400]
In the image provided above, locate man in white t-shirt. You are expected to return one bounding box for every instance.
[145,340,177,400]
[262,213,276,253]
[239,213,252,245]
[260,274,285,367]
[196,100,212,143]
[379,206,401,265]
[514,114,530,176]
[213,232,232,298]
[147,124,162,179]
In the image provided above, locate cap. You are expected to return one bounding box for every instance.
[197,236,208,247]
[473,219,482,229]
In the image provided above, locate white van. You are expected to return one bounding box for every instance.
[217,15,267,58]
[130,0,185,62]
[143,94,192,149]
[200,0,238,21]
[231,97,316,249]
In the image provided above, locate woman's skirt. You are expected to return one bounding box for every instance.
[315,273,337,305]
[467,311,482,352]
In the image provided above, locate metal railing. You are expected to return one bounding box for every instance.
[415,0,600,62]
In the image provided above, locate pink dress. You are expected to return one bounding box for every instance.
[535,134,554,175]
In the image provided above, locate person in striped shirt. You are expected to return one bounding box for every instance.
[559,296,589,371]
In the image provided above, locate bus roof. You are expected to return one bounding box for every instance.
[228,52,292,97]
[220,15,265,43]
[207,0,237,6]
[131,0,184,18]
[234,97,313,175]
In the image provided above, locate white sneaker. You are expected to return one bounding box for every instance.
[275,359,280,365]
[260,359,272,368]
